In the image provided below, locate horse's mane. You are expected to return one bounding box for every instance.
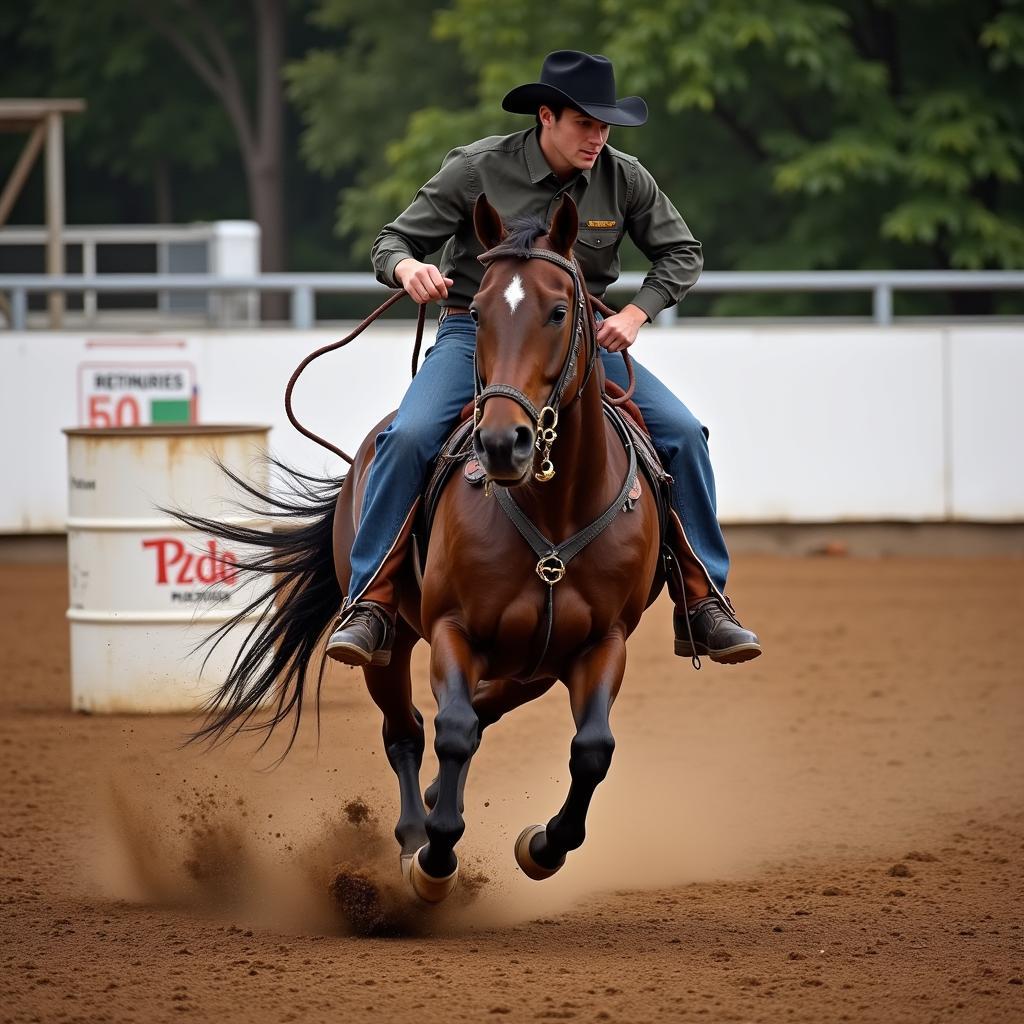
[489,214,549,259]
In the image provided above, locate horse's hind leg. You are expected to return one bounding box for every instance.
[363,620,427,867]
[515,635,625,880]
[410,623,480,902]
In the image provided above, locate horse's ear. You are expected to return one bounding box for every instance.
[474,193,506,251]
[548,194,579,258]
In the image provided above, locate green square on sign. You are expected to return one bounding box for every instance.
[150,398,191,424]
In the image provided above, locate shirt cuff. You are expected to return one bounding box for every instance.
[630,285,672,323]
[379,251,412,289]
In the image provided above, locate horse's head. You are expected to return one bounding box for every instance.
[471,193,583,485]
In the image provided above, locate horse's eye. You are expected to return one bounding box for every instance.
[549,306,567,325]
[469,307,479,323]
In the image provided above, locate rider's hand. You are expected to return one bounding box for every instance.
[595,304,648,353]
[395,258,454,304]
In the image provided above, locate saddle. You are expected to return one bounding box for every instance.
[415,379,672,579]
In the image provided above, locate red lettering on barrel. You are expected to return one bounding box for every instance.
[196,540,222,584]
[218,549,238,586]
[142,537,185,584]
[177,552,197,585]
[142,536,240,587]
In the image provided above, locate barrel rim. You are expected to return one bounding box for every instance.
[64,423,271,438]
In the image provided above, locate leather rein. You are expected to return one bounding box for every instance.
[283,252,644,680]
[283,258,634,466]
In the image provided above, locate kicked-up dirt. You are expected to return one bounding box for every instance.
[1,554,1022,1023]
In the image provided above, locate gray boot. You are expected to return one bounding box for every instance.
[326,602,394,667]
[674,596,761,665]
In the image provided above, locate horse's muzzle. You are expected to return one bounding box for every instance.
[474,423,536,483]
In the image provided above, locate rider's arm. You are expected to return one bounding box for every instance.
[371,149,470,298]
[624,162,703,323]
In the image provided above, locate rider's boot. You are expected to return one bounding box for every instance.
[665,511,762,666]
[326,511,416,668]
[326,601,395,667]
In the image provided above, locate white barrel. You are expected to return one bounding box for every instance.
[65,424,271,713]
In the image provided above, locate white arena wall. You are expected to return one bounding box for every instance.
[3,323,1022,533]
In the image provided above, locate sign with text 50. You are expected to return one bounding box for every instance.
[78,361,198,427]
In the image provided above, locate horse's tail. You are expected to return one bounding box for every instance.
[166,457,344,756]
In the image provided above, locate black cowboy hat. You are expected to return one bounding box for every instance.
[502,50,648,128]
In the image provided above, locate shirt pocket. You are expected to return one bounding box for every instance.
[574,226,620,251]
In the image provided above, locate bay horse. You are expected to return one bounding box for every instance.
[182,194,665,903]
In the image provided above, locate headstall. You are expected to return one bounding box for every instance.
[473,247,596,484]
[471,244,640,678]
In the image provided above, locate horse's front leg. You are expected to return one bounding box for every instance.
[515,633,625,880]
[409,620,481,902]
[422,676,556,812]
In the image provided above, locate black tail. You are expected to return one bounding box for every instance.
[167,458,344,756]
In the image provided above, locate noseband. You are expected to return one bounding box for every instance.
[473,247,597,483]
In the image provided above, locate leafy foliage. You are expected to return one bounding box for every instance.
[2,0,1021,300]
[3,3,239,203]
[285,0,471,254]
[293,0,1023,310]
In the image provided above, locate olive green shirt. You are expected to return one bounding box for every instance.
[371,127,702,321]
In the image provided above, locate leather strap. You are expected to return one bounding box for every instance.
[493,404,637,571]
[476,382,543,424]
[285,291,427,464]
[474,247,590,424]
[491,403,639,677]
[284,257,635,464]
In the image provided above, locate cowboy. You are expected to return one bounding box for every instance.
[327,50,761,668]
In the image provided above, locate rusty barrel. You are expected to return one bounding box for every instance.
[64,424,270,712]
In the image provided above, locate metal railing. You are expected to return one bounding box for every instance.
[0,222,260,327]
[2,269,1023,330]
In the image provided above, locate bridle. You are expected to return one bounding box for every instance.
[281,240,643,679]
[472,243,643,677]
[473,245,599,483]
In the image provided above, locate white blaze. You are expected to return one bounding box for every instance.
[504,274,525,315]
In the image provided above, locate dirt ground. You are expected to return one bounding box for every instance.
[1,554,1022,1024]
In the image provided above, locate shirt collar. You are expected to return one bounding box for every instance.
[525,127,592,186]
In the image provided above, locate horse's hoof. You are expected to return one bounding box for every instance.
[407,845,458,903]
[515,824,563,881]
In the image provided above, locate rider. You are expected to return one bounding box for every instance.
[327,50,761,668]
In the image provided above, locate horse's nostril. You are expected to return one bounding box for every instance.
[512,425,535,461]
[475,423,535,479]
[475,427,502,456]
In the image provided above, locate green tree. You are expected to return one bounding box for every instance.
[140,0,289,279]
[285,0,470,257]
[3,0,291,281]
[298,0,1023,313]
[610,0,1024,277]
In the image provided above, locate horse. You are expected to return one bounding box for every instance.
[180,193,666,903]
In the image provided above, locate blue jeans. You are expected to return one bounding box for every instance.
[348,315,731,600]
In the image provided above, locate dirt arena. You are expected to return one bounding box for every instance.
[2,553,1023,1023]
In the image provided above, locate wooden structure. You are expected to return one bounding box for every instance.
[1,99,85,327]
